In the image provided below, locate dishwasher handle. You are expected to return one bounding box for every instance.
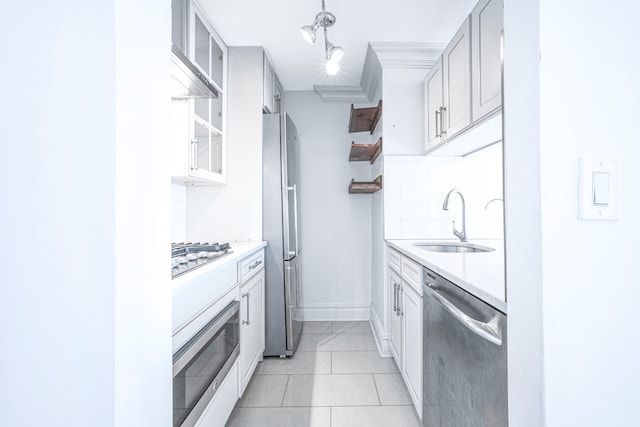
[425,283,503,346]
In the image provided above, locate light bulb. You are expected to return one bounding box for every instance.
[325,59,340,75]
[329,45,344,62]
[300,25,317,44]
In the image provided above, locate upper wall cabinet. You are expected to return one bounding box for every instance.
[171,0,228,185]
[472,0,504,121]
[424,17,471,152]
[263,52,283,114]
[424,0,503,155]
[424,57,444,151]
[443,16,472,141]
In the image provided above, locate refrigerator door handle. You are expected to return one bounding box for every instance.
[285,185,299,257]
[292,184,300,255]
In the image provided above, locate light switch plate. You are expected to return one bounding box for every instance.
[578,158,620,220]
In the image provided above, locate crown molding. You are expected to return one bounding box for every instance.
[314,42,444,103]
[369,42,445,69]
[313,85,370,103]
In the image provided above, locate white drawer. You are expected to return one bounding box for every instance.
[401,256,422,295]
[389,248,402,274]
[239,249,264,283]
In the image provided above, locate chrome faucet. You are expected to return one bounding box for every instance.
[442,189,467,242]
[484,198,503,209]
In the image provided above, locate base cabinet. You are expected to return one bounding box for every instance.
[388,247,423,419]
[238,252,265,394]
[402,284,422,413]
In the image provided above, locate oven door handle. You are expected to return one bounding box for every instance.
[425,283,502,346]
[173,300,240,376]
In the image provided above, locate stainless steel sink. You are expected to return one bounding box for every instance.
[413,242,495,253]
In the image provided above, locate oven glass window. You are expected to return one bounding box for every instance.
[173,302,239,427]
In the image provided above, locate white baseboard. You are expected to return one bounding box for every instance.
[370,304,392,357]
[300,304,370,321]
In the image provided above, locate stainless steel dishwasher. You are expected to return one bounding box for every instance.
[422,267,507,427]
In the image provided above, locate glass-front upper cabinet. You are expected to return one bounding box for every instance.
[170,0,226,185]
[188,2,226,184]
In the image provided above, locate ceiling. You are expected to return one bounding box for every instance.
[198,0,477,91]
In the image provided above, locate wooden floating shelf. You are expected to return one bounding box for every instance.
[348,175,383,194]
[348,100,382,134]
[349,137,382,164]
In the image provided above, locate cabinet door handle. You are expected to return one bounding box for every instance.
[439,106,447,136]
[395,283,400,316]
[398,285,404,317]
[393,283,398,313]
[190,139,198,170]
[242,292,251,325]
[434,109,441,138]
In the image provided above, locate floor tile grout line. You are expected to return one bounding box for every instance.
[371,373,382,406]
[280,374,291,408]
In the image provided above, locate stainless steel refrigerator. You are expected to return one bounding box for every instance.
[262,113,303,357]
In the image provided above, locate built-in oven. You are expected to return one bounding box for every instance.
[173,300,240,427]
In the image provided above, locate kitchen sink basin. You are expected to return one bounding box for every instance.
[413,242,495,253]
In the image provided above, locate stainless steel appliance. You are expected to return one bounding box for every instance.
[170,0,218,99]
[171,242,232,278]
[173,300,239,427]
[171,44,219,99]
[422,267,507,427]
[262,113,303,357]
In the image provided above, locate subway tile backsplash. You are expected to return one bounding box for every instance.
[384,142,504,240]
[171,183,187,243]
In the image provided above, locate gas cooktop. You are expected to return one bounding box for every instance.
[171,242,232,278]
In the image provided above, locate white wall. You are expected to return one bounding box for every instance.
[537,1,640,425]
[0,0,172,426]
[114,0,172,424]
[505,0,640,426]
[283,92,373,320]
[186,47,264,243]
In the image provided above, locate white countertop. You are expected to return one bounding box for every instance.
[387,239,506,313]
[172,240,267,290]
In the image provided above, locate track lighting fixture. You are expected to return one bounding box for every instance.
[300,0,344,75]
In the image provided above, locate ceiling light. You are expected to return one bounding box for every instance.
[325,60,340,75]
[300,0,344,75]
[328,44,344,62]
[300,25,317,44]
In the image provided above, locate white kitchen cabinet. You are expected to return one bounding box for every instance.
[471,0,504,121]
[387,247,423,419]
[263,51,283,114]
[424,4,504,155]
[423,16,471,152]
[424,57,444,152]
[402,283,422,415]
[442,16,472,140]
[238,251,265,394]
[171,0,227,185]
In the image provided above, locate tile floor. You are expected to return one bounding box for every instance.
[226,321,422,427]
